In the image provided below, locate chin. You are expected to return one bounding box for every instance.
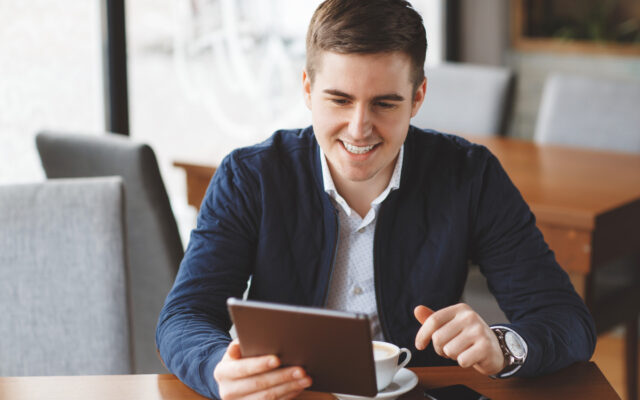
[340,168,378,183]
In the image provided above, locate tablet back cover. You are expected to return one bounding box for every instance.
[228,299,378,396]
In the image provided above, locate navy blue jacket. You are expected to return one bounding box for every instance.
[157,127,596,399]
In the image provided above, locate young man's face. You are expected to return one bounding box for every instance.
[303,51,425,188]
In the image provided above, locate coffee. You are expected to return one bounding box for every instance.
[373,342,396,360]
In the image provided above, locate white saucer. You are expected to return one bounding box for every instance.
[333,368,418,400]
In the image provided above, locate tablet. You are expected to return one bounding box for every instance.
[227,298,377,396]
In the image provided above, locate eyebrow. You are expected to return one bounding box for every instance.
[323,89,405,102]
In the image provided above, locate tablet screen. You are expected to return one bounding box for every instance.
[227,298,378,396]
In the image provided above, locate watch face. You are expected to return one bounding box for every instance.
[505,331,525,359]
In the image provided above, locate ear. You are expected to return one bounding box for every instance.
[302,69,312,110]
[410,77,427,118]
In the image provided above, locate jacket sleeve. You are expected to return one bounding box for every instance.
[469,152,596,377]
[156,153,260,399]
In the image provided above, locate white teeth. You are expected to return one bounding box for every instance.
[343,141,376,154]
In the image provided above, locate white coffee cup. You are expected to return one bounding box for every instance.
[372,341,412,391]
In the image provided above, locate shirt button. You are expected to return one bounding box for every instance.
[353,286,363,295]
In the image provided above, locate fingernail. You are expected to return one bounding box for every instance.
[268,357,278,368]
[292,369,303,379]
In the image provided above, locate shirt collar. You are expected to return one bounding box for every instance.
[320,145,404,215]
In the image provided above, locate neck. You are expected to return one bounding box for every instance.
[330,158,396,218]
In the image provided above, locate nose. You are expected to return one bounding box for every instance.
[347,103,373,140]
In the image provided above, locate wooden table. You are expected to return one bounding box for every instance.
[0,362,619,400]
[464,136,640,285]
[173,135,640,399]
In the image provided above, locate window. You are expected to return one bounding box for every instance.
[0,1,103,183]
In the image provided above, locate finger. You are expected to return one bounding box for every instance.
[415,307,456,351]
[413,305,434,324]
[216,354,280,381]
[431,320,465,358]
[242,373,312,400]
[471,336,506,375]
[436,305,490,357]
[458,337,504,374]
[228,366,309,398]
[415,319,438,351]
[457,342,487,369]
[439,329,474,360]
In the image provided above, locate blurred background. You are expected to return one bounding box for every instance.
[2,0,639,238]
[0,0,447,241]
[1,0,639,397]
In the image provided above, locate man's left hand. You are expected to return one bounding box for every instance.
[414,304,505,376]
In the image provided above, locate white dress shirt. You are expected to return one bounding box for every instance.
[321,146,404,341]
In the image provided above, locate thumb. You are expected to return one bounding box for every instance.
[414,305,434,324]
[226,339,242,360]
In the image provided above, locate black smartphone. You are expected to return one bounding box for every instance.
[424,384,491,400]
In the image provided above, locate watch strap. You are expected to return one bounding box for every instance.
[489,326,527,379]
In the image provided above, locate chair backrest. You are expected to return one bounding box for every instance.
[0,177,132,376]
[36,132,183,373]
[412,62,514,136]
[534,73,640,153]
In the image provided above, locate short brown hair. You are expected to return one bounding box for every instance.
[306,0,427,92]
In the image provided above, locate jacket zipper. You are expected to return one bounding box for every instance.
[322,209,340,306]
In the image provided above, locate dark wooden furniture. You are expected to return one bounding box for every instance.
[0,362,619,400]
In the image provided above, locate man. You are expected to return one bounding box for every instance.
[156,1,596,399]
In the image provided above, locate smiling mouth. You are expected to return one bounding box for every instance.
[342,141,379,155]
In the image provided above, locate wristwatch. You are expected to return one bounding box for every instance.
[490,326,527,378]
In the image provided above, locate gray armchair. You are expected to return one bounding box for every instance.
[535,73,640,153]
[36,132,183,373]
[534,72,640,400]
[412,62,514,136]
[0,177,132,376]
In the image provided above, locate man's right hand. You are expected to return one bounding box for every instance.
[213,339,313,400]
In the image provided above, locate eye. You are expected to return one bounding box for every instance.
[375,101,396,109]
[331,98,350,105]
